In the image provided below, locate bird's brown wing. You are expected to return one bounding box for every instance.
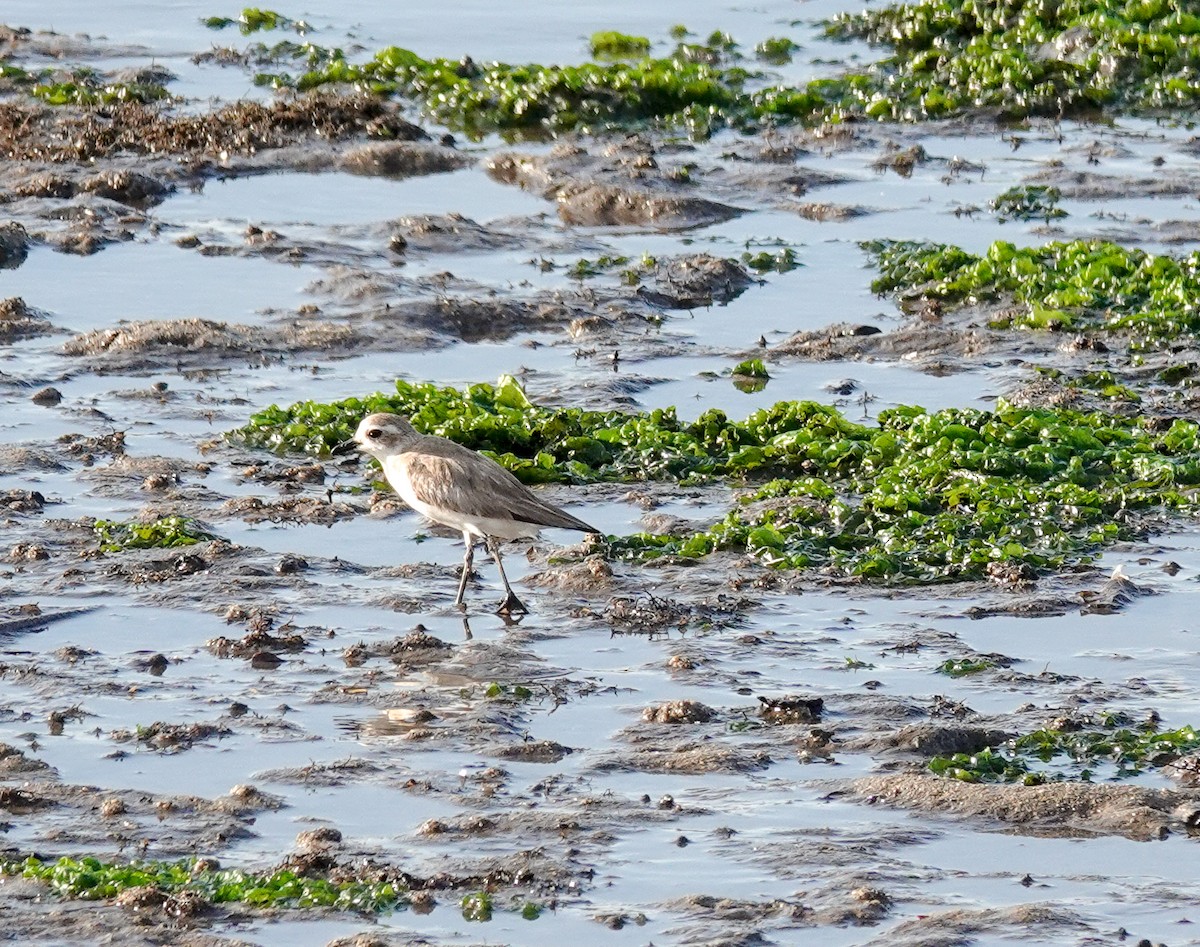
[400,438,597,533]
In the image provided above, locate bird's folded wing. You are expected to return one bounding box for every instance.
[401,450,595,532]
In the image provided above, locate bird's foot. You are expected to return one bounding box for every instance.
[495,592,528,616]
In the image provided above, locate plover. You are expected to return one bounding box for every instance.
[347,412,598,614]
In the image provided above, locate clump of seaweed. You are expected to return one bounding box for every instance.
[865,238,1200,345]
[929,719,1200,784]
[232,377,1200,583]
[94,516,221,552]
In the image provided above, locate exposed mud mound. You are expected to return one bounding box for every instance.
[62,318,369,368]
[553,182,742,229]
[0,778,278,853]
[221,496,358,526]
[861,724,1015,756]
[0,94,425,163]
[597,720,772,773]
[643,700,718,724]
[862,904,1088,947]
[487,147,742,230]
[79,169,171,206]
[388,213,533,254]
[770,321,1055,371]
[794,202,867,221]
[0,295,50,339]
[380,296,612,343]
[339,141,470,178]
[492,739,573,763]
[1030,166,1200,199]
[526,556,613,593]
[639,254,755,308]
[849,773,1200,839]
[0,741,54,776]
[0,898,254,947]
[10,171,76,198]
[599,593,750,631]
[0,223,29,268]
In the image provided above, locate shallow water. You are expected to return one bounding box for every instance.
[3,2,1200,946]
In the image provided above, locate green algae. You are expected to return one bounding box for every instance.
[461,890,494,921]
[0,63,171,106]
[1072,370,1141,402]
[589,31,652,60]
[253,34,745,138]
[741,247,799,273]
[246,39,343,69]
[240,1,1200,138]
[0,57,171,105]
[607,403,1200,581]
[8,2,1198,126]
[929,721,1200,783]
[989,185,1067,223]
[204,7,309,34]
[231,377,1200,583]
[730,358,771,393]
[1159,363,1197,386]
[94,516,221,552]
[731,359,771,379]
[484,682,534,701]
[929,746,1032,783]
[830,0,1200,121]
[936,657,995,677]
[32,80,170,106]
[0,855,405,911]
[232,373,835,484]
[754,37,799,65]
[244,29,810,138]
[566,254,632,279]
[865,238,1200,345]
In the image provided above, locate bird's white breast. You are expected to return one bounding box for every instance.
[382,453,542,541]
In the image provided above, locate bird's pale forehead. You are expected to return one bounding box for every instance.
[354,413,412,442]
[357,413,392,429]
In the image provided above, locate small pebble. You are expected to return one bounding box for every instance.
[30,387,61,406]
[249,651,283,670]
[99,797,126,817]
[145,653,169,676]
[276,553,308,575]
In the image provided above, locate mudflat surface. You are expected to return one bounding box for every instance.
[2,3,1200,946]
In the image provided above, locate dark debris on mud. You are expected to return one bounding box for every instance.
[108,720,233,754]
[591,592,752,633]
[0,94,425,164]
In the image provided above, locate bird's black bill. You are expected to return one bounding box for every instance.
[330,439,358,456]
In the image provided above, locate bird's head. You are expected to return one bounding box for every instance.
[347,413,421,459]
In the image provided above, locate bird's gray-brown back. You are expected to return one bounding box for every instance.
[399,434,596,533]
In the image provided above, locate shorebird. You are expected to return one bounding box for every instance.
[346,412,598,614]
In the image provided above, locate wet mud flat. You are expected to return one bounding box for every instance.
[4,3,1200,946]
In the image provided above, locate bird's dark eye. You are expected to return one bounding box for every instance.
[367,429,382,439]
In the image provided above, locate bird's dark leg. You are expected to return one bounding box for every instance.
[487,536,527,614]
[454,531,475,609]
